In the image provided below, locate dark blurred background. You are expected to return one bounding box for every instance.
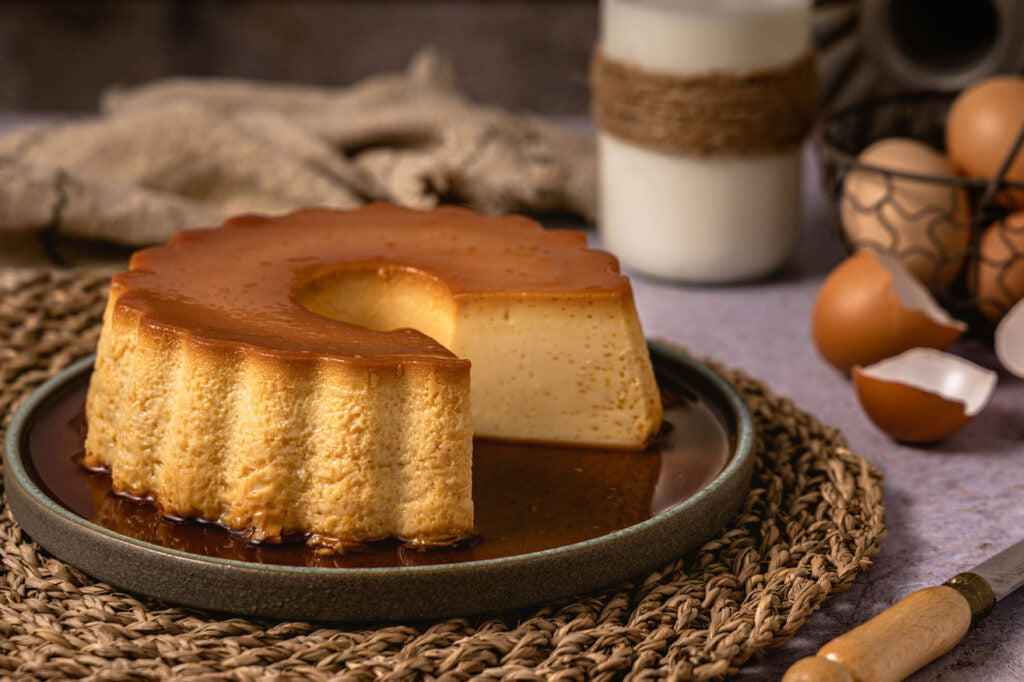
[0,0,597,115]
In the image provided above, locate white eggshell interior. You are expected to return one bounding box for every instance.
[860,348,997,416]
[871,250,967,331]
[996,298,1024,379]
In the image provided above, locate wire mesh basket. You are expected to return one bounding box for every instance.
[817,91,1024,333]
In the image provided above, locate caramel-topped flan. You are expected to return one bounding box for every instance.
[84,203,663,548]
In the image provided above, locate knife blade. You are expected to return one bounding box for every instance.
[971,537,1024,601]
[783,537,1024,682]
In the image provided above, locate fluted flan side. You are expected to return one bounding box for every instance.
[84,293,474,546]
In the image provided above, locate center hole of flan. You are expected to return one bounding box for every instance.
[295,264,457,347]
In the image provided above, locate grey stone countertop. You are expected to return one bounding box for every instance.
[614,150,1023,681]
[1,112,1021,679]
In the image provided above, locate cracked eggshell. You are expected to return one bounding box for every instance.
[853,349,997,443]
[995,297,1024,378]
[813,249,967,373]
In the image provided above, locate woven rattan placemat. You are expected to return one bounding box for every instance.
[0,268,885,680]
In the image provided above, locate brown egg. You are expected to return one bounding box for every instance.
[841,138,970,290]
[853,349,996,443]
[813,249,966,373]
[971,211,1024,319]
[947,75,1024,207]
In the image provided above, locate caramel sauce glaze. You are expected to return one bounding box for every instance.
[25,380,730,569]
[115,204,632,363]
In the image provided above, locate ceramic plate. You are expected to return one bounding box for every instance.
[4,341,753,621]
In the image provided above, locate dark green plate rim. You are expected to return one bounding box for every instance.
[4,340,754,622]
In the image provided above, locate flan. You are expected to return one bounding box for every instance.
[84,203,663,548]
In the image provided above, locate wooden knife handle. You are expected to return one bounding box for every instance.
[782,575,994,682]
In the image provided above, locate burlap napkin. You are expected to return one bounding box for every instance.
[0,50,594,261]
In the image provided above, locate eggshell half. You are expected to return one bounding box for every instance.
[853,349,997,443]
[995,297,1024,378]
[841,138,970,290]
[813,249,967,373]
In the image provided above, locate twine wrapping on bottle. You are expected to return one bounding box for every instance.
[590,48,818,157]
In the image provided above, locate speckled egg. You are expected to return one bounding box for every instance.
[841,138,970,291]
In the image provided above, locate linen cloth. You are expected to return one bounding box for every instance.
[0,50,594,256]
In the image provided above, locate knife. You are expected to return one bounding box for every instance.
[783,538,1024,682]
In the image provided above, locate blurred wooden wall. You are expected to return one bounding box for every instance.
[0,0,597,114]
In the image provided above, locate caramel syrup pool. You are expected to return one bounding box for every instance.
[24,379,731,568]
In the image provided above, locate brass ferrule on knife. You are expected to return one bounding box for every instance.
[944,572,997,625]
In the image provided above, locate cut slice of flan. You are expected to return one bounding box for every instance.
[84,203,663,549]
